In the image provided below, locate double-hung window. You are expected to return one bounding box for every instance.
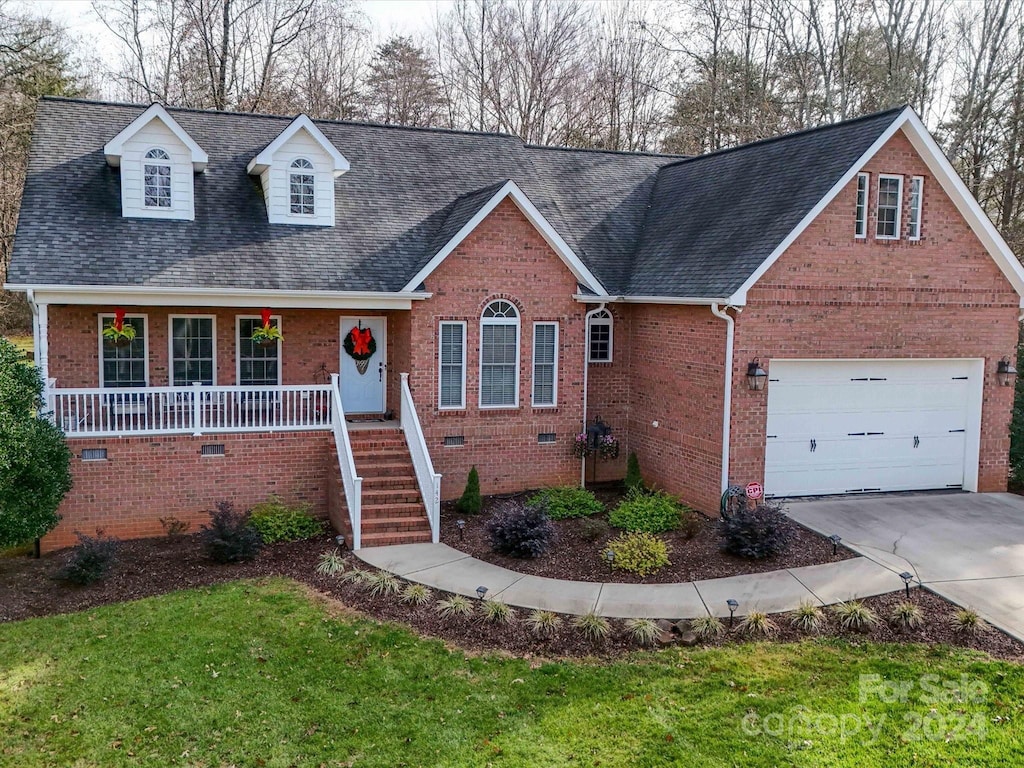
[587,310,613,363]
[143,148,172,208]
[289,158,315,215]
[170,316,215,386]
[100,315,147,387]
[532,322,558,407]
[875,174,902,240]
[237,316,281,386]
[438,321,466,409]
[855,173,869,238]
[908,176,924,240]
[480,300,519,408]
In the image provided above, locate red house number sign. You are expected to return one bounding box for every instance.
[745,482,763,500]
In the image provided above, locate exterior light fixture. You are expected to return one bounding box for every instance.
[746,358,768,391]
[456,519,466,540]
[900,571,914,599]
[726,598,739,627]
[997,357,1017,387]
[829,534,841,556]
[334,534,346,548]
[476,585,488,600]
[604,549,615,568]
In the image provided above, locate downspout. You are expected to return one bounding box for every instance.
[581,302,607,487]
[27,289,38,365]
[710,303,737,493]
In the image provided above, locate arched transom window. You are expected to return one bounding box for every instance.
[143,148,172,208]
[587,309,613,363]
[289,158,315,215]
[480,300,520,407]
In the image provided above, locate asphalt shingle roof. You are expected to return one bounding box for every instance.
[8,98,905,299]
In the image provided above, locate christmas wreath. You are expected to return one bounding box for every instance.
[344,325,376,361]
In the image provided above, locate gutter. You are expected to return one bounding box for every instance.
[710,303,739,494]
[573,293,738,306]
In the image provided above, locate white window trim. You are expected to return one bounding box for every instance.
[142,147,173,210]
[288,156,316,218]
[587,311,614,363]
[908,175,924,241]
[438,320,467,410]
[532,321,559,408]
[855,172,869,239]
[479,301,520,409]
[168,314,217,386]
[875,173,903,241]
[98,312,149,387]
[235,314,282,386]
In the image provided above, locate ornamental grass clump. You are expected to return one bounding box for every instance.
[572,611,612,641]
[738,611,779,638]
[604,531,670,577]
[789,600,825,633]
[315,548,346,576]
[436,595,474,618]
[608,488,683,534]
[624,617,660,646]
[400,583,432,606]
[526,487,603,520]
[950,607,988,636]
[485,503,556,558]
[690,614,725,640]
[832,600,879,632]
[527,609,562,638]
[890,601,924,630]
[480,599,516,624]
[365,570,402,597]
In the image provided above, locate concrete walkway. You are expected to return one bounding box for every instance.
[356,543,904,619]
[787,492,1024,643]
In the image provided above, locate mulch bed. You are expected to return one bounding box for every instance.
[438,489,854,584]
[2,531,1022,662]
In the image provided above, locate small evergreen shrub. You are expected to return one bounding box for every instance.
[456,466,482,515]
[56,531,119,585]
[527,486,603,520]
[578,517,610,542]
[200,501,263,563]
[605,531,670,577]
[572,611,611,641]
[527,609,561,638]
[608,488,682,534]
[624,451,643,492]
[717,502,794,559]
[248,495,323,543]
[680,510,702,541]
[832,600,879,631]
[624,617,660,645]
[690,614,725,639]
[485,503,556,558]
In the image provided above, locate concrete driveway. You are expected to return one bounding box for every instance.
[787,492,1024,642]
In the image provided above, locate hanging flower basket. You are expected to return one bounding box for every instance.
[102,309,136,348]
[251,308,283,348]
[572,432,592,459]
[344,325,376,376]
[597,434,620,461]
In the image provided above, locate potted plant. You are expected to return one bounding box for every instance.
[251,308,283,348]
[102,309,136,348]
[572,432,592,459]
[597,434,620,461]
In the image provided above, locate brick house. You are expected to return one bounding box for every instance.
[7,98,1024,552]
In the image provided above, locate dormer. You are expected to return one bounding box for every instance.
[104,104,207,221]
[246,114,349,227]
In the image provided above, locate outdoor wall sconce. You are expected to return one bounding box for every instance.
[476,585,488,600]
[997,356,1017,387]
[726,598,739,627]
[746,358,767,391]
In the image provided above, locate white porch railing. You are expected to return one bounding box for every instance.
[400,372,442,544]
[51,383,333,437]
[330,373,363,550]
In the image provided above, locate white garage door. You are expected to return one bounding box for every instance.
[764,359,981,497]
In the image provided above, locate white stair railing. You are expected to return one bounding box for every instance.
[399,373,442,543]
[330,373,363,550]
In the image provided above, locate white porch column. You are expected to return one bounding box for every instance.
[32,299,53,412]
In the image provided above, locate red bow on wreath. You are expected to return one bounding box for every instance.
[350,327,373,356]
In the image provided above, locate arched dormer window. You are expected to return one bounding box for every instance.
[143,148,172,208]
[587,309,613,363]
[289,158,315,215]
[480,300,520,408]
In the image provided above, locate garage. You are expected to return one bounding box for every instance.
[764,359,983,497]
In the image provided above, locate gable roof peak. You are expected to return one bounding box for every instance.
[246,113,350,177]
[103,102,209,171]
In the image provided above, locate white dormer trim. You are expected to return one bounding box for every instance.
[104,104,208,172]
[246,114,349,177]
[401,180,608,296]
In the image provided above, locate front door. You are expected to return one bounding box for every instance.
[339,316,387,414]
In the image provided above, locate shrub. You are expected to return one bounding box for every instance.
[56,531,119,585]
[572,611,612,641]
[738,611,779,638]
[578,517,610,542]
[950,607,987,635]
[485,503,556,558]
[832,600,879,631]
[624,451,643,492]
[608,488,682,534]
[527,486,603,520]
[690,614,725,639]
[456,466,482,515]
[0,338,72,549]
[248,495,323,543]
[680,510,702,541]
[790,600,824,632]
[159,516,191,538]
[605,532,670,577]
[200,501,263,563]
[717,502,794,559]
[890,601,924,630]
[315,548,345,576]
[526,609,561,638]
[365,571,402,597]
[436,595,474,618]
[480,599,516,624]
[624,617,660,646]
[401,583,432,606]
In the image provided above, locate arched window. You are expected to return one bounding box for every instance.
[289,158,315,215]
[143,148,172,208]
[587,309,613,363]
[480,300,519,407]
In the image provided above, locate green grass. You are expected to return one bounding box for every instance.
[1,579,1023,767]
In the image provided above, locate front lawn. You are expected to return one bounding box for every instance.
[1,579,1022,767]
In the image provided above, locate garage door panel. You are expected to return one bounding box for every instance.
[764,360,976,497]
